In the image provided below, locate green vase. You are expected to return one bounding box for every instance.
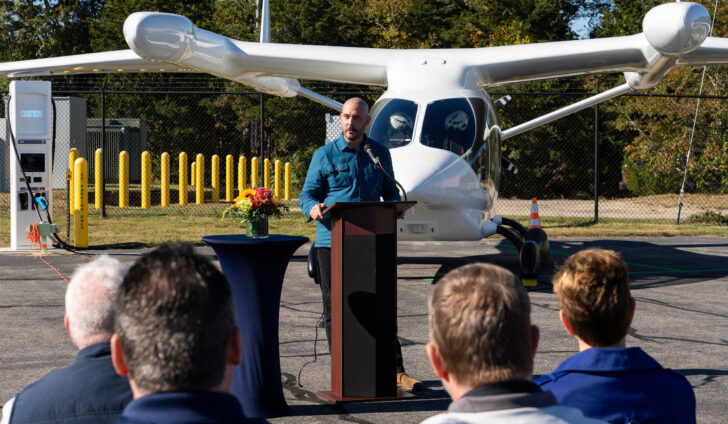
[246,216,269,238]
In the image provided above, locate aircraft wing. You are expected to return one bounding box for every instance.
[466,35,652,86]
[677,37,728,66]
[123,11,646,87]
[0,50,180,78]
[0,47,307,99]
[122,12,392,86]
[121,3,724,93]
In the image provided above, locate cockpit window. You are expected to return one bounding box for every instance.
[368,98,418,149]
[421,98,482,155]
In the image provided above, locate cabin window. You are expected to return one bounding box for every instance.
[369,98,418,149]
[421,98,483,156]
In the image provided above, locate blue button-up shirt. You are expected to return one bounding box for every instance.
[299,134,400,247]
[534,347,696,424]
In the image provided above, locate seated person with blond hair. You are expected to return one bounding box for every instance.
[535,248,695,423]
[422,263,605,424]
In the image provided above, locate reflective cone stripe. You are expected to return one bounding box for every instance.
[528,197,540,229]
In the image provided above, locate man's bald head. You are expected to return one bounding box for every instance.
[340,97,371,148]
[342,97,369,114]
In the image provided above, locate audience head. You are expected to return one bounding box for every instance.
[427,263,537,394]
[111,243,240,396]
[65,255,127,349]
[552,248,633,347]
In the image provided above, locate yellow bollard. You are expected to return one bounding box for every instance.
[69,148,79,215]
[284,162,291,201]
[196,153,205,204]
[161,152,170,207]
[141,151,151,209]
[179,152,188,205]
[274,159,282,199]
[94,148,103,210]
[225,155,234,202]
[190,162,196,186]
[211,154,220,203]
[263,158,271,189]
[251,157,259,188]
[73,157,88,248]
[119,151,129,208]
[238,156,247,193]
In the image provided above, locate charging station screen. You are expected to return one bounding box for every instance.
[21,110,43,118]
[16,93,49,138]
[20,153,45,173]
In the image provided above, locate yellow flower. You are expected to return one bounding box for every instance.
[235,189,257,205]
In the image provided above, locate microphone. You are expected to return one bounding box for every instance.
[363,144,408,202]
[363,144,381,166]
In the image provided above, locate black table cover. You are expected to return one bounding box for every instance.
[202,234,308,419]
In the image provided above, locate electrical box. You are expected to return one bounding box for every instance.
[8,81,53,250]
[87,118,147,183]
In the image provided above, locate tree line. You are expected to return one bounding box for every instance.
[1,0,727,197]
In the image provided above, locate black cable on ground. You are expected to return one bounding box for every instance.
[297,288,330,388]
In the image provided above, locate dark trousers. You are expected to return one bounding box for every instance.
[316,247,405,373]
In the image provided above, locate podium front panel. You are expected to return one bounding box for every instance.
[342,232,396,397]
[330,204,398,398]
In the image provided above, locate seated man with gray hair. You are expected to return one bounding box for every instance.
[110,243,245,423]
[422,263,605,424]
[1,255,133,424]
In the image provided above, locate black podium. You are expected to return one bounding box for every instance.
[317,201,416,402]
[202,234,307,419]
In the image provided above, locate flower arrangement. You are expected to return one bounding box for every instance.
[222,187,286,224]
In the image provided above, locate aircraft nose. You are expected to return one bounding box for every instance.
[396,160,443,204]
[391,148,486,210]
[124,12,195,62]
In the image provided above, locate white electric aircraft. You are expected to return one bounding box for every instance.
[3,1,728,277]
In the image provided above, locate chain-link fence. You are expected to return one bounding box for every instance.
[2,76,727,246]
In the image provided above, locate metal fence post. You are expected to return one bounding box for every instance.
[101,78,107,217]
[259,93,265,186]
[594,79,599,223]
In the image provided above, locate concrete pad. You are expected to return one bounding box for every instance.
[1,237,726,423]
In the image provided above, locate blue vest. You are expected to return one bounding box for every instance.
[11,342,133,424]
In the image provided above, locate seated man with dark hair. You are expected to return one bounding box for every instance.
[422,263,604,424]
[535,248,696,423]
[110,243,246,424]
[1,255,132,424]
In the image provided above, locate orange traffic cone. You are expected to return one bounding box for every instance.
[528,198,540,229]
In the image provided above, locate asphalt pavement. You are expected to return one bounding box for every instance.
[1,237,726,423]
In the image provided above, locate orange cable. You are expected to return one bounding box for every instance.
[37,255,71,285]
[26,222,40,252]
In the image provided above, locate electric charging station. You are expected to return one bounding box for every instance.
[8,81,54,250]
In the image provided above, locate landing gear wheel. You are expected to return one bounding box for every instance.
[520,227,549,286]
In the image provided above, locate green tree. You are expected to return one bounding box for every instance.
[0,0,101,61]
[596,0,728,195]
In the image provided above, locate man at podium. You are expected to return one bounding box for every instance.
[300,97,423,391]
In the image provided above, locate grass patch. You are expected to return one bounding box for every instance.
[684,210,728,226]
[1,212,727,249]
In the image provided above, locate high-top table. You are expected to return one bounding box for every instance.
[202,234,308,419]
